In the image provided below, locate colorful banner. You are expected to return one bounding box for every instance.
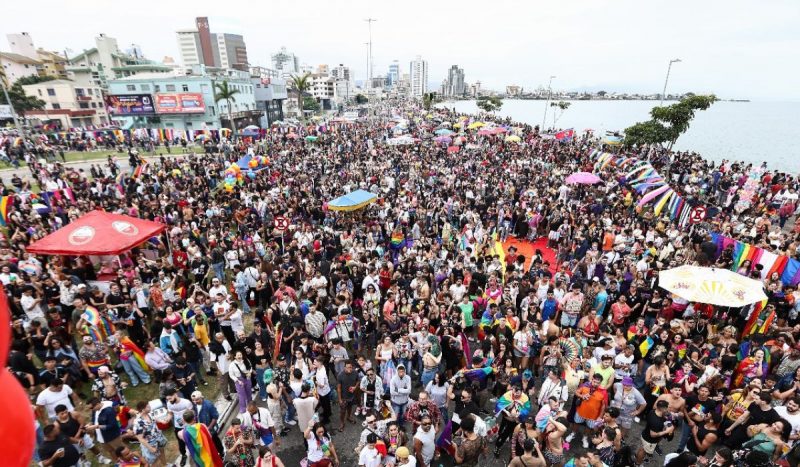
[154,93,206,114]
[105,94,155,116]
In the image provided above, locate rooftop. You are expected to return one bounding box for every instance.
[0,52,41,65]
[21,79,76,87]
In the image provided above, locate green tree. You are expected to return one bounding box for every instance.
[213,80,240,132]
[290,73,312,115]
[0,82,45,116]
[355,94,368,104]
[302,96,320,112]
[422,92,439,111]
[476,95,503,113]
[624,94,717,149]
[550,100,571,126]
[15,75,58,86]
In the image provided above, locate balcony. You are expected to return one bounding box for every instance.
[76,95,91,101]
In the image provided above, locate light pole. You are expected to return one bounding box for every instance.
[364,18,377,85]
[660,58,681,106]
[541,75,555,130]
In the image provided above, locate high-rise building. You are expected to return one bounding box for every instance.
[212,33,248,70]
[445,65,465,97]
[409,56,428,97]
[388,60,400,87]
[176,17,248,69]
[6,32,36,59]
[271,47,300,77]
[331,64,351,82]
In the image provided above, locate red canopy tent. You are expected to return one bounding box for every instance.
[26,211,166,256]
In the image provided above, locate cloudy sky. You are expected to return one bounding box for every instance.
[2,0,797,100]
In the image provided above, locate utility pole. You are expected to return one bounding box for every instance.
[365,18,377,85]
[660,58,681,106]
[541,75,555,131]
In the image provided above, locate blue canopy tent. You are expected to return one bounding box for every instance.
[236,154,269,172]
[327,189,377,211]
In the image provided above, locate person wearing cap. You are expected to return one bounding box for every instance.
[610,376,646,435]
[90,365,127,406]
[190,391,224,451]
[393,445,416,466]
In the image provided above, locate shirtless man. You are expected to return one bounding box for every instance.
[543,416,568,466]
[656,382,687,429]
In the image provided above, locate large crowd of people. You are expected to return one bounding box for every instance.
[6,103,800,467]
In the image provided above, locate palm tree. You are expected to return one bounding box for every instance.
[290,73,312,117]
[213,80,240,132]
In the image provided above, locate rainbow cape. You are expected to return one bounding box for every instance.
[131,160,148,179]
[120,336,150,372]
[182,423,223,467]
[0,195,13,227]
[741,300,774,337]
[495,391,531,419]
[81,305,114,343]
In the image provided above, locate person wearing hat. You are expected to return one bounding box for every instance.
[190,390,225,454]
[610,376,646,434]
[90,365,127,406]
[394,445,416,466]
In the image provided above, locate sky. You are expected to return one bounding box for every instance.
[1,0,798,100]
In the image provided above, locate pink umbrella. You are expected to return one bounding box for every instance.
[565,171,602,185]
[286,133,299,139]
[477,129,493,136]
[447,146,460,154]
[491,127,507,134]
[434,136,452,144]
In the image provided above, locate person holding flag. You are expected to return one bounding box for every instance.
[493,383,532,456]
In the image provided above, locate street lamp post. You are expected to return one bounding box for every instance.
[660,58,681,106]
[541,75,555,131]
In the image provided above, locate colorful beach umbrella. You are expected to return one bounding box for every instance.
[434,128,454,136]
[505,135,521,143]
[565,171,602,185]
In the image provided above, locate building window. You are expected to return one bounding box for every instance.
[75,88,84,96]
[256,83,261,88]
[79,103,89,109]
[51,103,60,109]
[186,122,192,128]
[210,106,215,116]
[141,84,150,91]
[154,85,160,92]
[200,84,209,92]
[182,84,189,92]
[126,85,136,91]
[91,102,96,108]
[165,122,173,128]
[87,88,93,95]
[47,88,55,96]
[166,84,176,92]
[37,89,42,96]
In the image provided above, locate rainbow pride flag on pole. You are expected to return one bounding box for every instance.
[119,336,150,372]
[182,423,223,467]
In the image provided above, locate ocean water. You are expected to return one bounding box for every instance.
[442,99,800,172]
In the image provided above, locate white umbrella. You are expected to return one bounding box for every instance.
[658,265,767,307]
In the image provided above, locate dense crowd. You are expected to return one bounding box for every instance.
[5,104,800,467]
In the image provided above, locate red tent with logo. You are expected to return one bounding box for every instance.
[26,211,166,256]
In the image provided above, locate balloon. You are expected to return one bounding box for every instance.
[225,186,234,192]
[0,284,35,466]
[237,179,244,186]
[247,170,256,179]
[248,159,258,168]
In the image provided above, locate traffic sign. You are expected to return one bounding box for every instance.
[274,216,289,232]
[689,206,707,224]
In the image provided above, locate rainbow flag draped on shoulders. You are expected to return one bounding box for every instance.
[81,305,114,343]
[458,366,494,385]
[495,390,532,420]
[119,336,150,372]
[390,230,405,250]
[182,423,223,467]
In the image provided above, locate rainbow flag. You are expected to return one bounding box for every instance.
[638,336,654,358]
[458,366,493,384]
[741,300,773,337]
[495,391,531,419]
[390,231,404,249]
[130,161,148,179]
[0,196,13,227]
[479,310,495,329]
[435,420,456,457]
[81,305,115,343]
[182,423,223,467]
[119,336,150,372]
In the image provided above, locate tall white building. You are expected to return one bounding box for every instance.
[445,65,465,97]
[388,60,400,87]
[409,56,428,98]
[271,47,300,78]
[331,64,351,82]
[176,30,203,67]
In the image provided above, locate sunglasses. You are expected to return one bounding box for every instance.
[421,423,432,427]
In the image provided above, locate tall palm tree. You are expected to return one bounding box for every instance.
[213,80,240,132]
[290,73,312,117]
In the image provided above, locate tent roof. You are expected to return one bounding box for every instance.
[327,189,377,211]
[26,211,166,256]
